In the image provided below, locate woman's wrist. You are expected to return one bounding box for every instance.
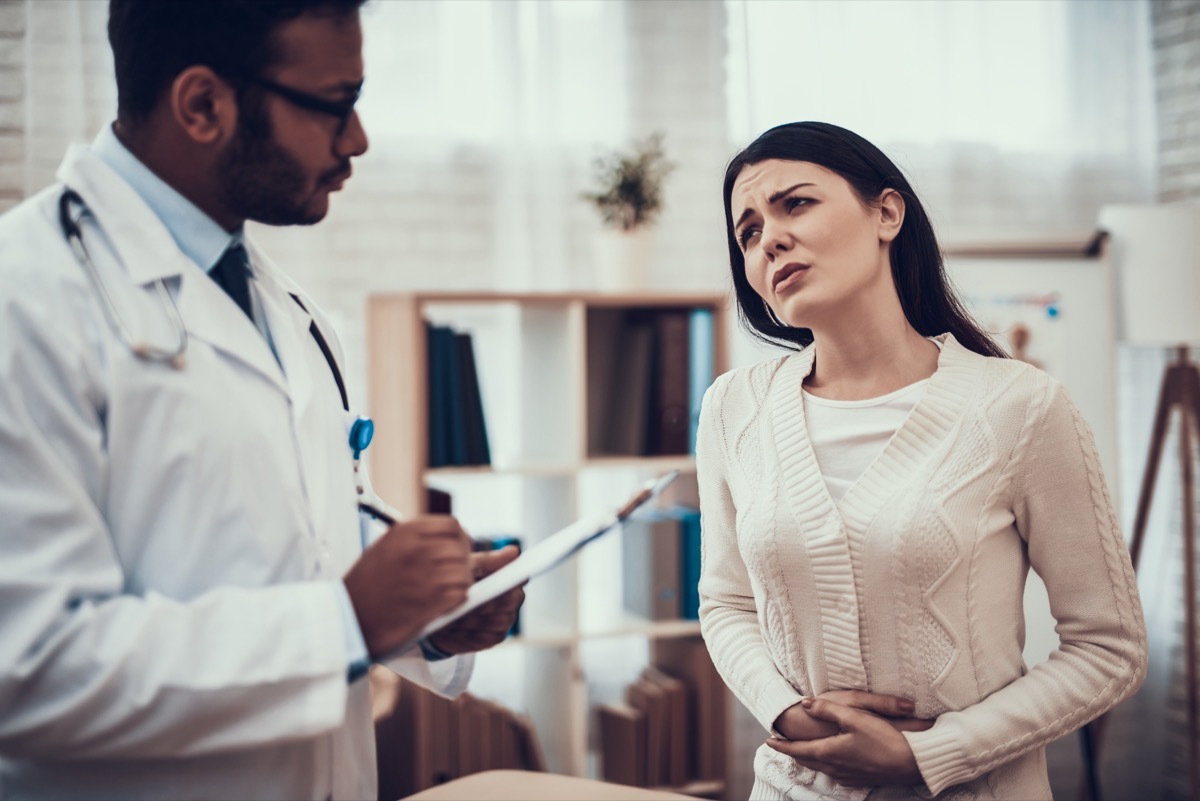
[773,700,841,741]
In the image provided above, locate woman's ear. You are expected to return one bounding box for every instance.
[877,188,906,243]
[170,65,238,147]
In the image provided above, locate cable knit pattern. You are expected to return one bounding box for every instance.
[696,334,1147,800]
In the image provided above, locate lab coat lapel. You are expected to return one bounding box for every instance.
[56,145,290,399]
[174,264,291,398]
[251,244,316,424]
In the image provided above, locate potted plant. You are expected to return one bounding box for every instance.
[581,132,674,290]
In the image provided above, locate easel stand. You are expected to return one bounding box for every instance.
[1086,345,1200,801]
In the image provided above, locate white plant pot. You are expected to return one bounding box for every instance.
[592,227,652,292]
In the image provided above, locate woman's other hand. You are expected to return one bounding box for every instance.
[767,697,924,787]
[772,690,934,741]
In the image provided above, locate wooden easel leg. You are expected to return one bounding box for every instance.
[1129,364,1180,570]
[1179,370,1199,801]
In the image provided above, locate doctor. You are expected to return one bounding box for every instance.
[0,1,523,799]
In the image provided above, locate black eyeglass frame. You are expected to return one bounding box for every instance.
[245,76,363,136]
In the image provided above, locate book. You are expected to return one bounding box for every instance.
[606,317,655,456]
[652,638,728,782]
[622,514,681,621]
[678,507,702,620]
[688,308,715,453]
[427,486,452,514]
[425,687,456,787]
[627,678,666,786]
[597,702,646,787]
[439,326,468,466]
[454,331,490,466]
[586,309,623,456]
[649,310,691,455]
[642,666,690,788]
[426,322,449,468]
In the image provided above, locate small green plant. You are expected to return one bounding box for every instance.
[581,132,675,232]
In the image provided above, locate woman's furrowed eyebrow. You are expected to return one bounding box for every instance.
[734,182,816,229]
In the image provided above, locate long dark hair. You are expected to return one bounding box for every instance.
[723,121,1006,358]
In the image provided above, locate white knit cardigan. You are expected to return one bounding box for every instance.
[696,333,1147,800]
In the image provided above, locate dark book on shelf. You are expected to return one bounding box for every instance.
[598,702,646,787]
[426,322,449,468]
[425,323,490,468]
[651,637,728,783]
[439,326,468,466]
[427,486,452,514]
[606,317,655,456]
[641,665,690,788]
[454,331,491,466]
[648,310,692,455]
[627,677,667,787]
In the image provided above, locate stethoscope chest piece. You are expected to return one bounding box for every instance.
[349,416,375,460]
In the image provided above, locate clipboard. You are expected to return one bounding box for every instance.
[410,470,679,644]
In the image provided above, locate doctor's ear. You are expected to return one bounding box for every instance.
[169,66,238,147]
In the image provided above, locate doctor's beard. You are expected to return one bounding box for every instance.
[217,97,332,227]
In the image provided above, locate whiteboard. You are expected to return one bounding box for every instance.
[946,250,1118,666]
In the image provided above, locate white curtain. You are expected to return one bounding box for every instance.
[725,0,1157,235]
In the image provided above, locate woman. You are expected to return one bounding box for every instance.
[696,121,1146,800]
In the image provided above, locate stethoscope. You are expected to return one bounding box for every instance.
[59,188,403,529]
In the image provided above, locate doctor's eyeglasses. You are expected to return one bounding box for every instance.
[247,76,363,137]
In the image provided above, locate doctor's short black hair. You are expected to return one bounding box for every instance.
[108,0,367,124]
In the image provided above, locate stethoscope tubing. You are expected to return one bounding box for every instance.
[58,189,189,367]
[60,188,402,536]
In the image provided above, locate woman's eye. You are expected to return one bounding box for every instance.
[739,227,760,249]
[785,197,810,212]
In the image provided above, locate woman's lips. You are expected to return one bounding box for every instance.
[773,263,810,293]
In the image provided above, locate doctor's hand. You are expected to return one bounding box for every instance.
[343,515,473,659]
[426,545,525,656]
[766,697,925,788]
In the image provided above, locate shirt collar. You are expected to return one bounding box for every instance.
[91,123,243,273]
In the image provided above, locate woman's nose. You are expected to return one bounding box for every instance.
[762,223,791,260]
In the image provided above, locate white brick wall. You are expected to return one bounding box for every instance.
[1153,0,1200,201]
[0,0,23,214]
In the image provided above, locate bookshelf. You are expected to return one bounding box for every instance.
[365,292,738,795]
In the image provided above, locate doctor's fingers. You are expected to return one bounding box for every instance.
[470,585,525,616]
[401,514,472,544]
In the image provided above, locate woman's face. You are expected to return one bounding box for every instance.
[730,159,902,329]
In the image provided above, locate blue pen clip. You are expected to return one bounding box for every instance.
[349,416,375,460]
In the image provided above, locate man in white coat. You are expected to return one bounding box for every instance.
[0,1,523,798]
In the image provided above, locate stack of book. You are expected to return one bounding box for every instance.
[374,673,547,800]
[426,322,491,468]
[590,308,715,458]
[596,639,727,794]
[621,506,703,622]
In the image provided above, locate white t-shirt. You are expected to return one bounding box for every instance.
[802,378,930,505]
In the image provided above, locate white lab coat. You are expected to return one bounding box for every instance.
[0,144,471,800]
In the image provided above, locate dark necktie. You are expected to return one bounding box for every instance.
[211,243,254,322]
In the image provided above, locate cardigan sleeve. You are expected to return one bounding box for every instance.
[903,379,1148,796]
[696,376,806,733]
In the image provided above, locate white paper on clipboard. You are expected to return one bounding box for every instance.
[412,470,679,643]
